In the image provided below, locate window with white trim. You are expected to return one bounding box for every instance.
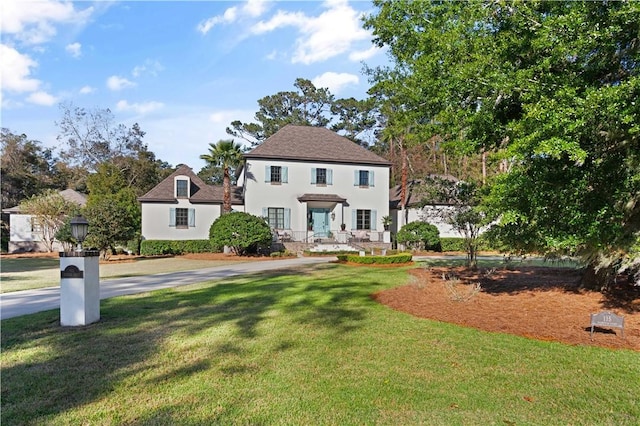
[30,217,42,233]
[176,179,189,198]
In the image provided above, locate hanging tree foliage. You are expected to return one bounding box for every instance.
[364,0,640,288]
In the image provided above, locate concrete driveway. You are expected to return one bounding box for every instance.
[1,257,335,320]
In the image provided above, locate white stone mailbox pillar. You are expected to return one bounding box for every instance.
[60,250,100,326]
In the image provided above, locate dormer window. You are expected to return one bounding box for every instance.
[176,179,189,198]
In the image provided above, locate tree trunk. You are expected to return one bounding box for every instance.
[400,137,408,219]
[580,262,617,291]
[222,168,231,214]
[481,149,487,185]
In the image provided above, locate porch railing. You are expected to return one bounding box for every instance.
[275,229,384,243]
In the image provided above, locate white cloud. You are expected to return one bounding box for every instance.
[0,44,41,93]
[197,0,269,34]
[251,0,371,65]
[65,42,82,58]
[132,59,164,78]
[244,0,268,18]
[349,45,381,62]
[116,100,164,114]
[79,85,95,95]
[26,90,58,106]
[2,0,94,45]
[138,107,256,167]
[107,75,136,91]
[312,72,359,94]
[208,109,251,124]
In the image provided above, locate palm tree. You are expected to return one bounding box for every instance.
[200,139,244,214]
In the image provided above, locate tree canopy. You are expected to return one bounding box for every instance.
[364,0,640,286]
[1,129,67,210]
[227,78,379,146]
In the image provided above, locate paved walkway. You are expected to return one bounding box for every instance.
[1,257,335,320]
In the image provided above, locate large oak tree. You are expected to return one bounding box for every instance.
[364,0,640,287]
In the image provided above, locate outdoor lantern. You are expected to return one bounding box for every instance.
[331,212,336,221]
[70,214,89,251]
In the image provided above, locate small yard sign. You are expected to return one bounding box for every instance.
[590,311,624,340]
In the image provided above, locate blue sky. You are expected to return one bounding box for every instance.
[1,0,387,169]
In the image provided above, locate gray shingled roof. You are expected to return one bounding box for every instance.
[3,189,87,213]
[245,125,391,166]
[138,164,243,204]
[297,193,347,203]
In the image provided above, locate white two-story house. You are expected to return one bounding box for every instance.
[240,125,391,243]
[138,125,391,245]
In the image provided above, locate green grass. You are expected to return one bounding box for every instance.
[2,264,638,425]
[0,257,253,293]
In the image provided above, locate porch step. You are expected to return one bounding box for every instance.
[308,243,358,253]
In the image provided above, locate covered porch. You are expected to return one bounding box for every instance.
[270,193,389,245]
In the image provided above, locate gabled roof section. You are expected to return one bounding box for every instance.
[245,125,391,166]
[138,164,243,204]
[60,188,88,206]
[3,188,87,213]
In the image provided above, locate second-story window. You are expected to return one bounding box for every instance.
[176,179,188,198]
[354,170,375,187]
[265,165,288,184]
[311,168,332,185]
[271,166,281,183]
[359,170,369,186]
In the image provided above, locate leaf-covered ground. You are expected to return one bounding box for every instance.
[375,266,640,351]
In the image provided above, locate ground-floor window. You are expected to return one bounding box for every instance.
[356,209,371,230]
[268,207,285,229]
[264,207,291,229]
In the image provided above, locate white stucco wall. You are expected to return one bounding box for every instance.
[141,200,222,240]
[393,205,482,239]
[243,159,390,232]
[7,213,67,252]
[9,214,39,242]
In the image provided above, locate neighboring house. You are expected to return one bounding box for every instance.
[138,165,243,241]
[3,188,87,253]
[139,125,392,244]
[389,176,463,238]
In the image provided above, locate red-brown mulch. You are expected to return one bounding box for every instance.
[373,266,640,351]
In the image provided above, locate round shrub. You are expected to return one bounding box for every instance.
[209,212,272,256]
[396,221,441,251]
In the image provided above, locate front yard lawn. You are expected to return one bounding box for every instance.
[2,264,638,424]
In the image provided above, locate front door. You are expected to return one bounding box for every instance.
[310,208,329,237]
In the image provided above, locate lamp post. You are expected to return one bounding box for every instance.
[70,214,89,252]
[60,214,100,326]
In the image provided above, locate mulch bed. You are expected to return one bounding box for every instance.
[374,266,640,351]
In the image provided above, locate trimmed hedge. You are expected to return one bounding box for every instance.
[140,239,219,256]
[440,237,494,252]
[336,253,413,264]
